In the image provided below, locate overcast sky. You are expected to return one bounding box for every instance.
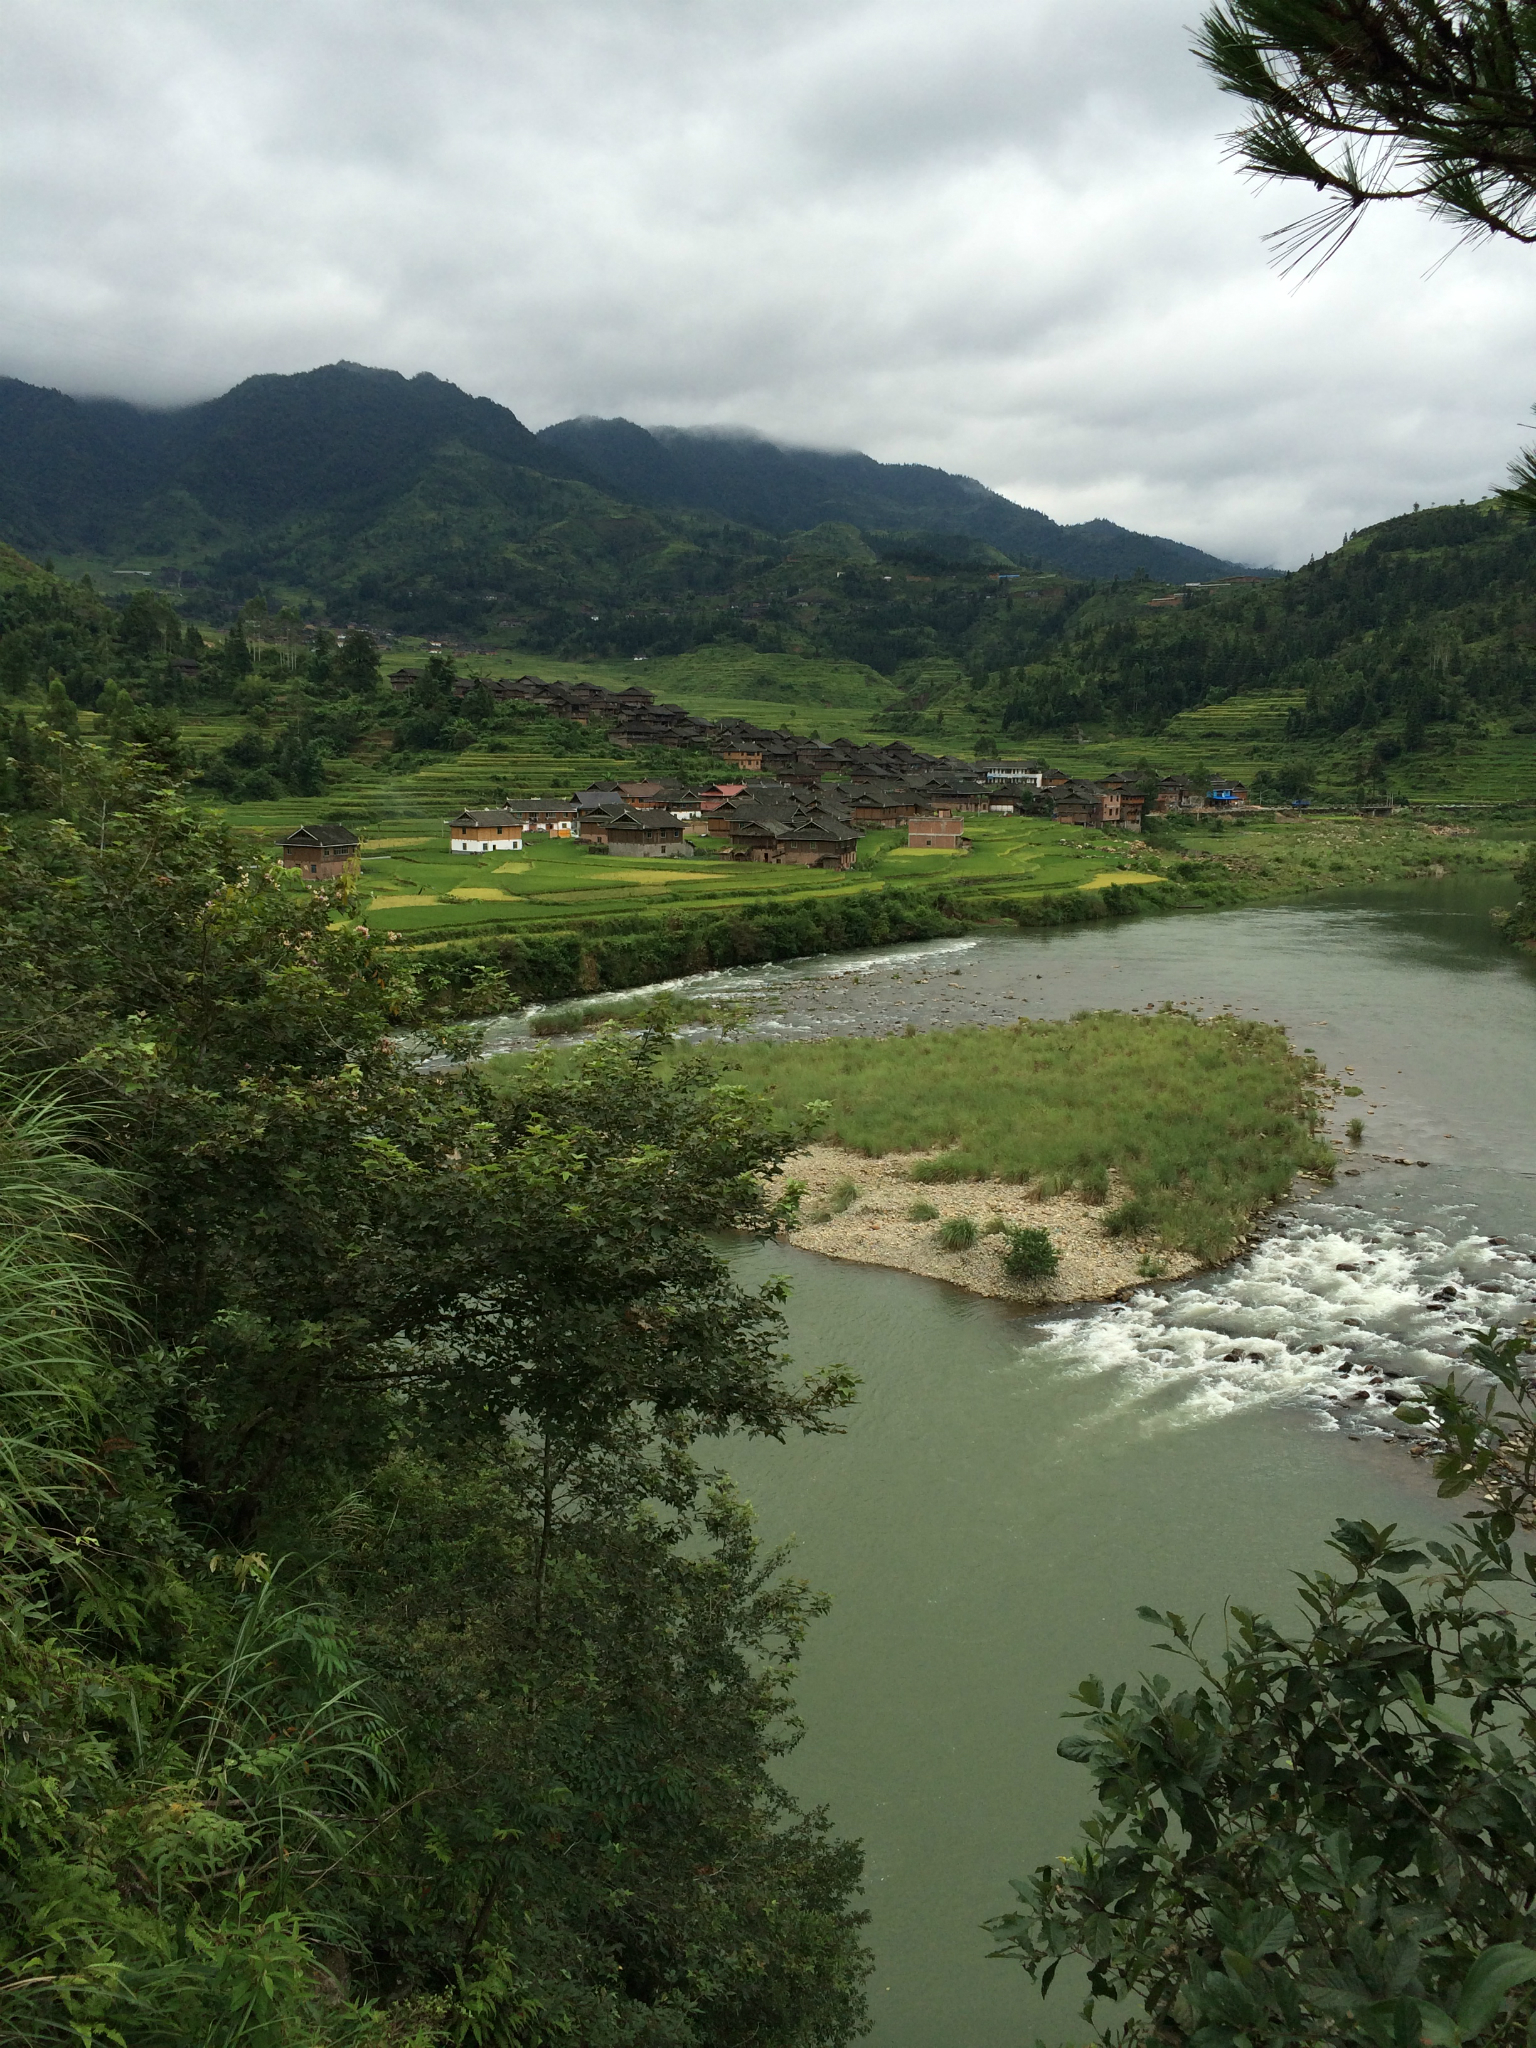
[5,0,1534,568]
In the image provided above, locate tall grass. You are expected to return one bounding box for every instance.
[0,1083,396,2047]
[712,1012,1331,1260]
[0,1079,128,1555]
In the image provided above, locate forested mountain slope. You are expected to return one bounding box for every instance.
[875,497,1533,797]
[0,362,590,556]
[976,500,1534,730]
[0,365,1258,631]
[536,414,1257,583]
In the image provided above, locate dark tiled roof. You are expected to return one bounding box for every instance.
[450,809,522,828]
[282,822,360,850]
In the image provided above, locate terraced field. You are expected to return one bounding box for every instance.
[342,817,1126,942]
[1028,692,1536,806]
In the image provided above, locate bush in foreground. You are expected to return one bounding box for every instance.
[0,746,872,2047]
[990,1324,1536,2048]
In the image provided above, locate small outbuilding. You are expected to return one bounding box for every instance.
[279,823,360,880]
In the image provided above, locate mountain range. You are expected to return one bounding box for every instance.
[0,363,1261,617]
[535,415,1257,583]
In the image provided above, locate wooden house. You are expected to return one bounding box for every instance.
[726,811,858,869]
[907,815,970,851]
[449,809,524,853]
[601,809,692,857]
[279,823,361,880]
[515,799,579,836]
[850,786,921,827]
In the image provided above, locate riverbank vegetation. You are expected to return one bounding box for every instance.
[527,988,742,1036]
[376,810,1520,1016]
[1501,840,1536,946]
[0,739,870,2046]
[708,1011,1333,1261]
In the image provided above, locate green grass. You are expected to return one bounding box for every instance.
[352,828,915,939]
[704,1011,1333,1260]
[348,814,1155,943]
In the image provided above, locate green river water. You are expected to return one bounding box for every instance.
[487,878,1536,2045]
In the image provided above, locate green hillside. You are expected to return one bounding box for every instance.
[6,398,1536,809]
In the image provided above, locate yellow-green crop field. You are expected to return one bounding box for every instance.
[341,817,1127,941]
[314,808,1522,948]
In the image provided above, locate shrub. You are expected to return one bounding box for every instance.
[981,1215,1007,1235]
[828,1177,859,1215]
[1102,1197,1152,1238]
[936,1216,977,1251]
[1347,1115,1365,1141]
[906,1199,940,1222]
[1001,1227,1059,1281]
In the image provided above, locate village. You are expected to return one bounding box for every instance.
[277,668,1249,877]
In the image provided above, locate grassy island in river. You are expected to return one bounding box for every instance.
[708,1010,1334,1264]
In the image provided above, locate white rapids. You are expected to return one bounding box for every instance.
[1026,1206,1536,1433]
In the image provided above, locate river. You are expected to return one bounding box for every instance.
[496,878,1536,2045]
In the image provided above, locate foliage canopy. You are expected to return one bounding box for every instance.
[0,739,871,2046]
[1196,3,1536,271]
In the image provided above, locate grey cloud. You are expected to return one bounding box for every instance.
[2,0,1534,565]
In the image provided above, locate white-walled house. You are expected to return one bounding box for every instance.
[448,809,524,854]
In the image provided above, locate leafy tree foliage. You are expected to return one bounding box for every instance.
[1506,838,1536,939]
[991,1322,1536,2048]
[333,627,383,696]
[0,1085,394,2046]
[1196,3,1536,272]
[0,741,871,2044]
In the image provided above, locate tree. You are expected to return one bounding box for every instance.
[0,1082,394,2048]
[305,627,335,691]
[115,589,182,660]
[1507,837,1536,937]
[332,628,383,696]
[44,673,79,739]
[1196,3,1536,273]
[220,619,252,679]
[271,719,327,795]
[990,1324,1536,2048]
[1,710,39,810]
[0,632,30,696]
[0,742,871,2042]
